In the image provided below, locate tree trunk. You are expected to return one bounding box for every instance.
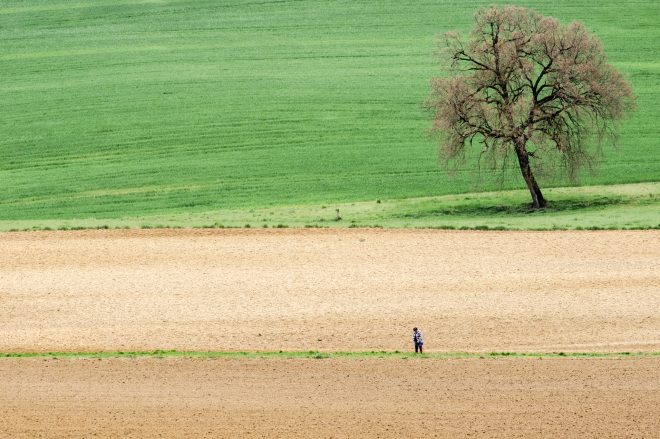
[515,142,546,209]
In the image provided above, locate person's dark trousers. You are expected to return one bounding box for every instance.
[415,342,423,353]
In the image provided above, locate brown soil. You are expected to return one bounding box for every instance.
[1,357,658,438]
[1,229,658,352]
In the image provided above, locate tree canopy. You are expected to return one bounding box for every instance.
[427,5,635,208]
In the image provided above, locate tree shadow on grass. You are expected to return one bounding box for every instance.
[399,196,629,218]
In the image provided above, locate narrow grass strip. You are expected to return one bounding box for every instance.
[2,350,659,360]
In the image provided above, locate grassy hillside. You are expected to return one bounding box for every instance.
[2,183,657,231]
[1,0,658,223]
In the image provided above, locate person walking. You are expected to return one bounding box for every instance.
[412,327,424,353]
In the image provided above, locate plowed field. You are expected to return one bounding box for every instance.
[1,357,659,438]
[1,229,658,352]
[1,229,659,438]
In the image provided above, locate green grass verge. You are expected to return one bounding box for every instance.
[1,0,658,222]
[1,183,658,231]
[2,350,659,360]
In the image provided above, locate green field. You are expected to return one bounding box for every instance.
[1,0,658,228]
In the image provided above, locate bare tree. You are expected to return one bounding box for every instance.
[427,5,635,208]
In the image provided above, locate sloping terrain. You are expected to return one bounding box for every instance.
[2,228,658,437]
[1,0,658,222]
[2,229,658,352]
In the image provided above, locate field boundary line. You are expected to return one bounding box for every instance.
[2,350,659,360]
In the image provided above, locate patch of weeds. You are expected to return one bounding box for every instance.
[151,349,175,355]
[275,224,288,228]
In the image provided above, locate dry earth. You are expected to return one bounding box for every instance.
[1,229,659,438]
[1,357,659,438]
[1,229,659,352]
